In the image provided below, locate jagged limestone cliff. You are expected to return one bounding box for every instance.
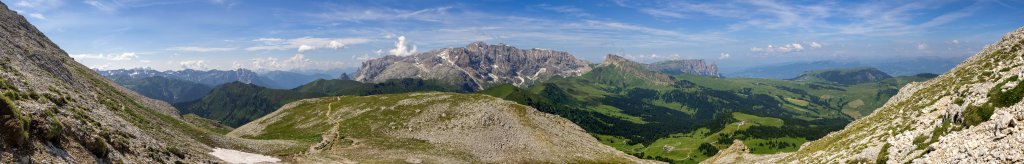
[704,27,1024,164]
[354,42,593,90]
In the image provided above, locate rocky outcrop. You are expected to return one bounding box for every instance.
[648,59,721,77]
[704,27,1024,163]
[230,92,659,163]
[353,42,592,90]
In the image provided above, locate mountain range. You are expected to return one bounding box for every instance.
[726,57,964,79]
[5,0,1022,162]
[0,3,656,163]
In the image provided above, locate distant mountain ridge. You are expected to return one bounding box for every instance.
[647,59,721,77]
[354,42,593,91]
[97,68,335,89]
[726,57,964,79]
[791,67,893,85]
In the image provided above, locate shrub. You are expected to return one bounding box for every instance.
[0,94,29,147]
[990,80,1024,108]
[963,104,994,127]
[876,143,891,164]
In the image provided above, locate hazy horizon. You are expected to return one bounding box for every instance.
[4,0,1021,71]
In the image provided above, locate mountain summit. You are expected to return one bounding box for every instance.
[354,42,593,91]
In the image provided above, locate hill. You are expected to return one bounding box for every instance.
[481,56,932,163]
[706,27,1024,163]
[228,92,655,163]
[176,78,473,127]
[106,76,212,103]
[790,67,893,85]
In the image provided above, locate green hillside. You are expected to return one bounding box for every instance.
[108,76,212,103]
[481,62,931,163]
[791,67,893,85]
[176,78,472,127]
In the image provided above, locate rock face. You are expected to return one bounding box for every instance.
[229,92,659,163]
[353,42,593,91]
[0,2,228,163]
[704,27,1024,163]
[791,67,893,85]
[647,59,721,77]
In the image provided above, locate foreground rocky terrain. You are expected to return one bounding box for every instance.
[0,2,229,162]
[705,27,1024,163]
[229,92,657,163]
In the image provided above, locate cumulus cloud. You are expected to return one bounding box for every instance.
[719,53,731,59]
[70,52,138,61]
[179,60,208,70]
[167,46,236,52]
[751,42,823,54]
[810,42,822,48]
[27,13,46,19]
[245,37,370,53]
[917,43,928,50]
[389,36,417,56]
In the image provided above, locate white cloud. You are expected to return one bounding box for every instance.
[297,45,316,53]
[317,6,453,22]
[751,43,805,53]
[950,40,960,45]
[179,60,208,70]
[84,0,119,12]
[535,4,591,17]
[167,46,237,52]
[917,43,928,50]
[719,53,731,59]
[389,36,417,56]
[70,52,138,61]
[14,0,63,11]
[245,37,370,52]
[809,42,822,48]
[28,13,46,19]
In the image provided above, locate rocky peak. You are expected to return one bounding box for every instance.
[648,59,721,77]
[353,42,592,90]
[337,73,352,80]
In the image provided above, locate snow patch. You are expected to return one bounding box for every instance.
[209,148,280,164]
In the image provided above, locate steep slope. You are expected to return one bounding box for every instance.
[107,76,212,103]
[0,3,240,162]
[648,59,721,77]
[791,67,893,85]
[229,92,656,163]
[177,78,473,127]
[706,27,1024,163]
[354,42,593,90]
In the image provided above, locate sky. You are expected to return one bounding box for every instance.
[4,0,1023,72]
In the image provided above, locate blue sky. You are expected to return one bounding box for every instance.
[4,0,1023,71]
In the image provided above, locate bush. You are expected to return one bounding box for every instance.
[0,94,29,147]
[990,80,1024,108]
[963,104,994,127]
[876,143,891,164]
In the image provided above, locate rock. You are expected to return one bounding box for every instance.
[353,42,593,91]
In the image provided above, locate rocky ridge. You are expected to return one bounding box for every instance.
[647,59,721,77]
[354,42,593,90]
[0,3,230,162]
[704,27,1024,163]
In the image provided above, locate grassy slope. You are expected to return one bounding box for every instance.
[482,64,930,163]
